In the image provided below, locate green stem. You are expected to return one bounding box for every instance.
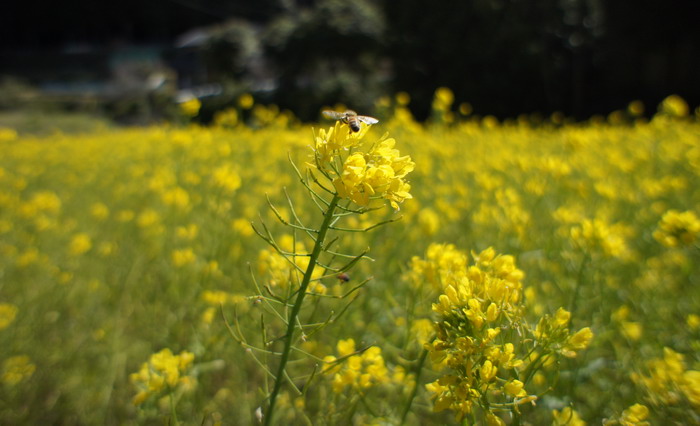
[169,390,178,426]
[400,347,430,424]
[568,253,588,319]
[264,194,340,426]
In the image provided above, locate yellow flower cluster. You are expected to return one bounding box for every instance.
[129,348,195,406]
[171,247,197,267]
[201,290,249,324]
[422,247,532,419]
[417,246,591,420]
[1,355,36,385]
[0,303,18,330]
[570,218,632,260]
[552,407,586,426]
[631,347,700,411]
[653,209,700,247]
[603,403,650,426]
[433,87,454,112]
[658,94,689,118]
[534,308,594,358]
[405,243,468,291]
[323,338,412,394]
[313,122,414,209]
[179,98,201,117]
[213,108,239,128]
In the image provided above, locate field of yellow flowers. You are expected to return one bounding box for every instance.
[1,91,699,425]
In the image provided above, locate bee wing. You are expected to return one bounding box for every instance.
[357,115,379,125]
[322,110,346,120]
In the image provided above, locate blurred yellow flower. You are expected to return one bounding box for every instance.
[69,233,92,256]
[658,94,688,117]
[0,127,18,142]
[1,355,36,385]
[130,348,195,405]
[552,407,585,426]
[172,248,197,267]
[396,91,411,106]
[565,327,594,353]
[238,93,254,109]
[653,209,700,247]
[212,165,242,193]
[627,100,644,116]
[0,303,18,330]
[604,403,650,426]
[621,321,643,341]
[180,98,201,117]
[687,314,700,330]
[90,202,109,220]
[433,87,454,111]
[327,341,391,393]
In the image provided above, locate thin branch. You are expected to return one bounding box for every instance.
[307,168,335,195]
[283,189,319,242]
[318,345,373,374]
[288,154,330,208]
[301,364,319,396]
[329,291,363,323]
[324,248,374,261]
[222,305,246,346]
[308,278,371,300]
[266,194,319,233]
[333,203,384,214]
[253,225,309,277]
[331,216,402,232]
[323,236,340,252]
[249,264,287,324]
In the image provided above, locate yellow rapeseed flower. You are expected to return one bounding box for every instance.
[69,233,92,256]
[653,209,700,247]
[564,327,594,355]
[1,355,36,385]
[130,348,195,405]
[180,98,201,117]
[172,248,197,267]
[212,165,242,193]
[238,93,254,109]
[552,407,586,426]
[0,303,18,330]
[658,94,689,117]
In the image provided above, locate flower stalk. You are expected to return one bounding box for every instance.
[264,195,340,425]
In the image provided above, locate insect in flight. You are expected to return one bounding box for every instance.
[322,110,379,133]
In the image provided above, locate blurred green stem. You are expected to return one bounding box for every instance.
[169,390,178,426]
[264,194,340,426]
[568,254,588,319]
[400,346,429,424]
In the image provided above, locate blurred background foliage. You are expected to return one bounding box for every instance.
[1,0,699,125]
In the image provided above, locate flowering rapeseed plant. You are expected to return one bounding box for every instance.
[129,348,195,408]
[229,118,413,425]
[631,348,700,418]
[410,245,592,422]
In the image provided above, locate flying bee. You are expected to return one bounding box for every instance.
[336,272,351,283]
[322,110,379,133]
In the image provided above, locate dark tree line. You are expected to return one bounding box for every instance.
[2,0,699,120]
